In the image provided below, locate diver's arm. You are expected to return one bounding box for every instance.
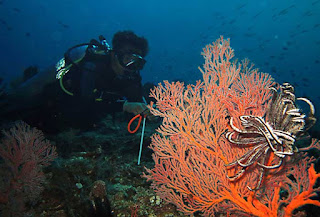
[120,78,151,115]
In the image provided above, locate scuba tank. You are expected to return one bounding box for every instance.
[55,35,111,96]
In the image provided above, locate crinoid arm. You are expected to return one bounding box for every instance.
[225,82,316,191]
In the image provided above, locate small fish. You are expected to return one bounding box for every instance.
[58,21,69,28]
[286,40,295,46]
[259,44,265,50]
[277,5,295,16]
[290,33,298,38]
[165,65,173,70]
[312,0,320,5]
[244,32,256,37]
[25,32,31,37]
[303,10,313,17]
[313,24,320,28]
[302,83,309,87]
[300,29,309,34]
[0,19,7,25]
[229,19,236,24]
[236,3,247,10]
[13,8,21,13]
[253,10,264,19]
[302,77,309,83]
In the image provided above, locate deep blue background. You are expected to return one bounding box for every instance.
[0,0,319,123]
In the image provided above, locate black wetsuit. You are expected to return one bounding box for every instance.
[49,50,143,129]
[0,48,144,132]
[63,50,143,110]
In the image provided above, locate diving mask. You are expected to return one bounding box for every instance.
[117,53,146,71]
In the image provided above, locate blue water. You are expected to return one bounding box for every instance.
[0,0,319,121]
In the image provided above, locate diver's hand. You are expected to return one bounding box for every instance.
[123,101,155,120]
[123,101,148,115]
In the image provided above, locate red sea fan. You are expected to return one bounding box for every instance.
[143,36,320,216]
[0,121,58,215]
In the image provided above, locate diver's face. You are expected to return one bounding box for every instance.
[121,54,135,66]
[111,52,143,75]
[118,53,146,71]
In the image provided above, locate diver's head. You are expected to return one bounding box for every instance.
[111,30,149,73]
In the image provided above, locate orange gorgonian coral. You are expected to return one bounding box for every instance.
[143,36,320,216]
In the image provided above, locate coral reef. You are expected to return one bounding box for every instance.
[143,36,320,216]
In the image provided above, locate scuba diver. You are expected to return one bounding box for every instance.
[55,30,150,116]
[0,30,152,131]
